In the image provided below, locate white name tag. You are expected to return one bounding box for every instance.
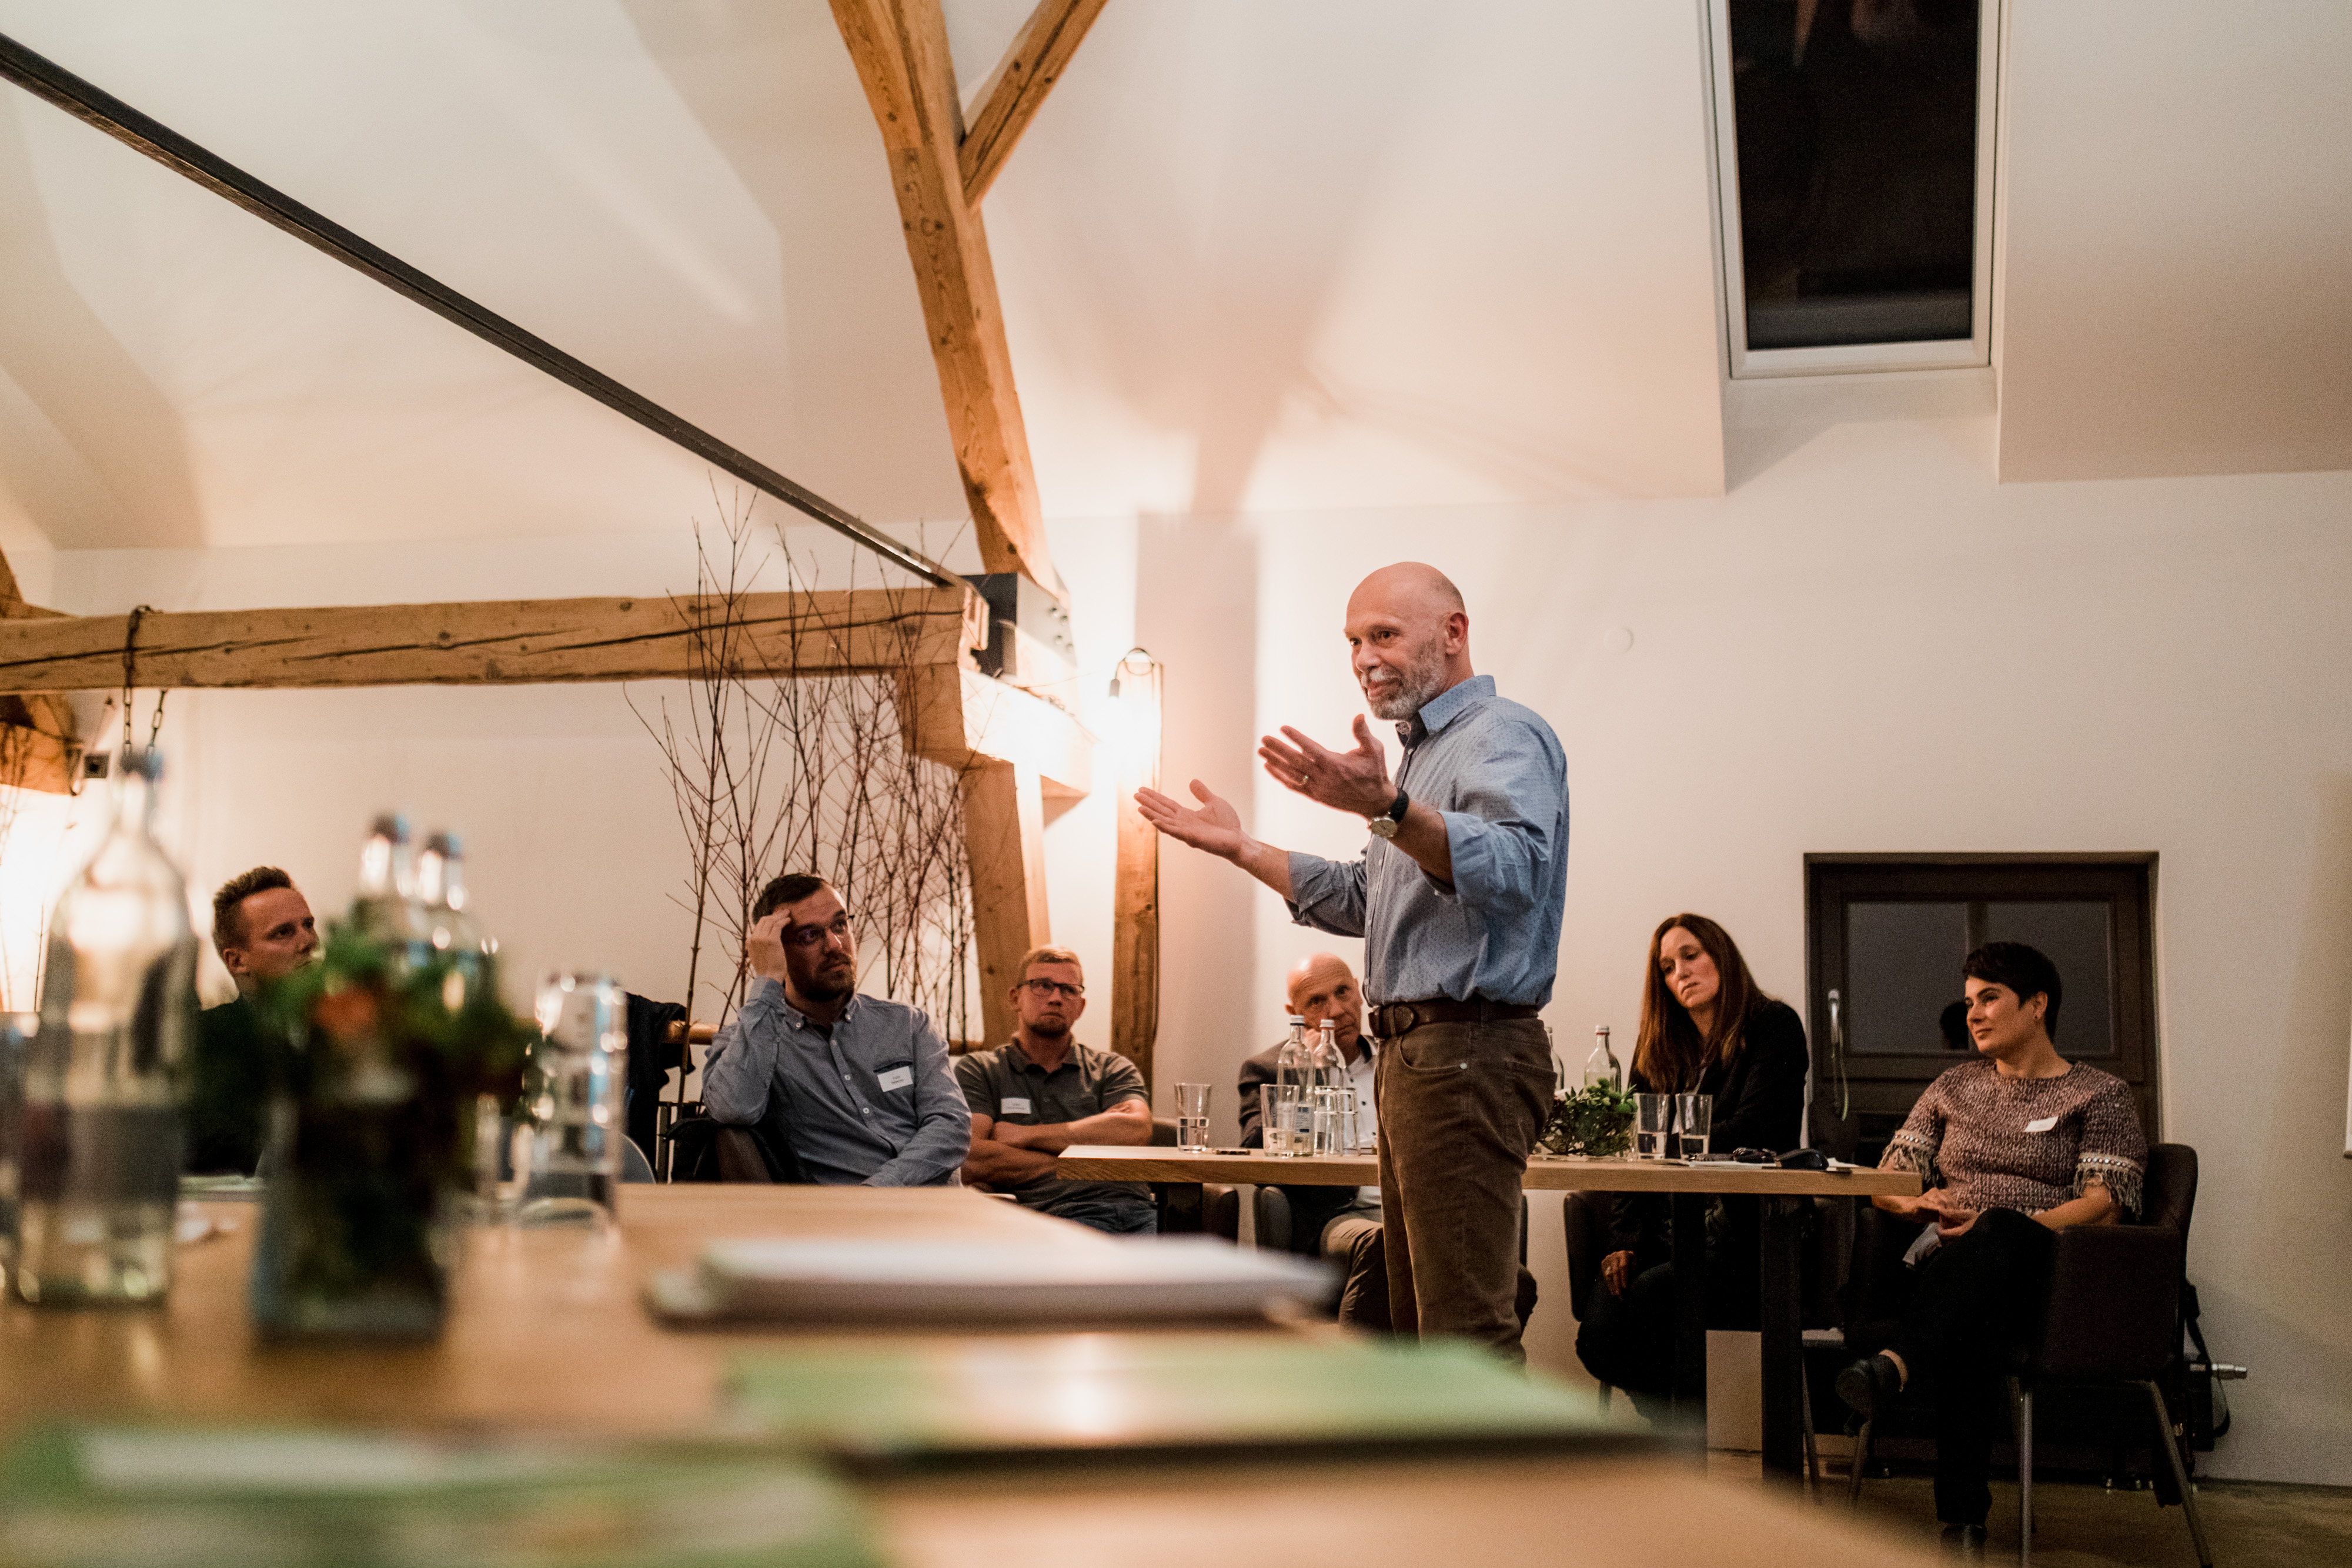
[1000,1096,1033,1115]
[2024,1115,2058,1133]
[877,1066,914,1092]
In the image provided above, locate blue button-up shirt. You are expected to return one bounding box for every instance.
[1286,674,1569,1007]
[700,981,971,1186]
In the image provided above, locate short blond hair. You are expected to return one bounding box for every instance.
[1017,945,1083,982]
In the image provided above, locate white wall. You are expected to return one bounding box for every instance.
[1096,416,2352,1483]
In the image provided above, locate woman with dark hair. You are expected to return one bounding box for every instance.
[1836,941,2146,1553]
[1574,914,1809,1410]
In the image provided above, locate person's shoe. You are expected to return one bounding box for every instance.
[1938,1523,1988,1559]
[1834,1353,1903,1420]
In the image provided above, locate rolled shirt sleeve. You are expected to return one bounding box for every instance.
[863,1009,972,1188]
[1285,851,1369,937]
[699,983,786,1126]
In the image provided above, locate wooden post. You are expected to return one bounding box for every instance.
[1109,652,1161,1087]
[962,759,1048,1048]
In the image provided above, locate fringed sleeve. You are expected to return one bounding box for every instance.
[2073,1072,2150,1219]
[1882,1129,1939,1186]
[1878,1075,1947,1187]
[2073,1152,2144,1219]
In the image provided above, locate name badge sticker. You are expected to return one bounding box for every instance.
[876,1065,914,1092]
[1000,1096,1033,1115]
[2024,1115,2059,1134]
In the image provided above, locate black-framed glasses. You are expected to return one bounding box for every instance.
[1021,978,1084,999]
[782,912,854,950]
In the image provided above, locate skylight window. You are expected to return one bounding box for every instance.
[1707,0,1999,376]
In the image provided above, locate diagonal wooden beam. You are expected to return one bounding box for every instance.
[0,589,985,691]
[959,0,1110,206]
[828,0,1058,593]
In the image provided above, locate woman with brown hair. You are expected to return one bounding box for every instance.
[1574,914,1810,1412]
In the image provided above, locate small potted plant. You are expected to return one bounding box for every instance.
[247,924,530,1338]
[1537,1081,1636,1158]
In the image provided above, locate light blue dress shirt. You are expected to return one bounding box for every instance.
[700,979,971,1186]
[1286,674,1569,1007]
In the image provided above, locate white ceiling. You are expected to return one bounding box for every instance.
[0,1,2343,560]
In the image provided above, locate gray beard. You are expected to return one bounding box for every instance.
[1364,643,1447,721]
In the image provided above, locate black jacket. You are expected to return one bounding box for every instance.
[1611,998,1809,1265]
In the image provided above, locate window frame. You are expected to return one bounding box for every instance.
[1802,853,2160,1163]
[1703,0,2005,379]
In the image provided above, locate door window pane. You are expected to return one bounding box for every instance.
[1847,901,1967,1054]
[1725,0,1983,349]
[1984,901,2115,1058]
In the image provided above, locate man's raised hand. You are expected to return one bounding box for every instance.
[746,910,790,982]
[1258,714,1392,818]
[1134,780,1249,860]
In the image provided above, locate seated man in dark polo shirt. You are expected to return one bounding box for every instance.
[192,867,319,1174]
[955,946,1157,1233]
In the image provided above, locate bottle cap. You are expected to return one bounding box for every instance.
[369,812,413,842]
[426,831,463,857]
[1287,1015,1305,1026]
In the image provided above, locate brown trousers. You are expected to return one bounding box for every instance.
[1374,1017,1555,1359]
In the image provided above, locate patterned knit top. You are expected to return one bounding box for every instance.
[1879,1059,2147,1219]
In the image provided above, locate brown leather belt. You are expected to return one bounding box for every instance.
[1369,998,1541,1038]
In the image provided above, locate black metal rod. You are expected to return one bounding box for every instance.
[0,31,958,590]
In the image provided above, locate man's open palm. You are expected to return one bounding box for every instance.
[1134,780,1247,858]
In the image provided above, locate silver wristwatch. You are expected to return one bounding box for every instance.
[1368,787,1409,840]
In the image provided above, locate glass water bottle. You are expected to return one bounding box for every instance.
[1583,1025,1622,1092]
[1269,1015,1308,1155]
[12,750,198,1306]
[1308,1018,1348,1154]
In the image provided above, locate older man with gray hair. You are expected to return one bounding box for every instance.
[1141,563,1568,1358]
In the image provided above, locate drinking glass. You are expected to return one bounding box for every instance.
[519,973,628,1228]
[1676,1093,1713,1159]
[1174,1083,1212,1152]
[1635,1092,1672,1160]
[1261,1083,1304,1155]
[1310,1085,1358,1155]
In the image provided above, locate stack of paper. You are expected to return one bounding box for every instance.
[725,1337,1653,1463]
[647,1236,1337,1326]
[0,1426,878,1567]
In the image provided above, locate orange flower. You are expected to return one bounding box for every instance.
[312,985,382,1042]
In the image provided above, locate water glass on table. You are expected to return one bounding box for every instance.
[1310,1085,1357,1155]
[1675,1092,1713,1159]
[1174,1082,1212,1151]
[1635,1092,1672,1160]
[1261,1083,1304,1155]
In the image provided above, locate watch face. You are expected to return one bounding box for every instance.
[1368,817,1401,840]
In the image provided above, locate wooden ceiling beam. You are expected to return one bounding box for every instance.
[959,0,1110,206]
[828,0,1060,592]
[0,589,985,691]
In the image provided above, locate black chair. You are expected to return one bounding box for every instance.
[1845,1144,2210,1567]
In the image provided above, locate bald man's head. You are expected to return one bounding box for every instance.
[1285,951,1365,1060]
[1345,563,1472,720]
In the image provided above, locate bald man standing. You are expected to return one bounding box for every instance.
[1140,563,1567,1358]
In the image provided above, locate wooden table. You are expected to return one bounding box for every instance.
[0,1183,1939,1567]
[0,1185,1148,1437]
[1059,1147,1919,1484]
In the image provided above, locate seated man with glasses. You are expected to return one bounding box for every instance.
[954,946,1158,1233]
[701,874,971,1185]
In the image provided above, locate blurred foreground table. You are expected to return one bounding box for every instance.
[0,1183,1940,1568]
[1059,1147,1920,1485]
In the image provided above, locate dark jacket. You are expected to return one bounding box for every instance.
[1612,998,1809,1265]
[188,997,269,1176]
